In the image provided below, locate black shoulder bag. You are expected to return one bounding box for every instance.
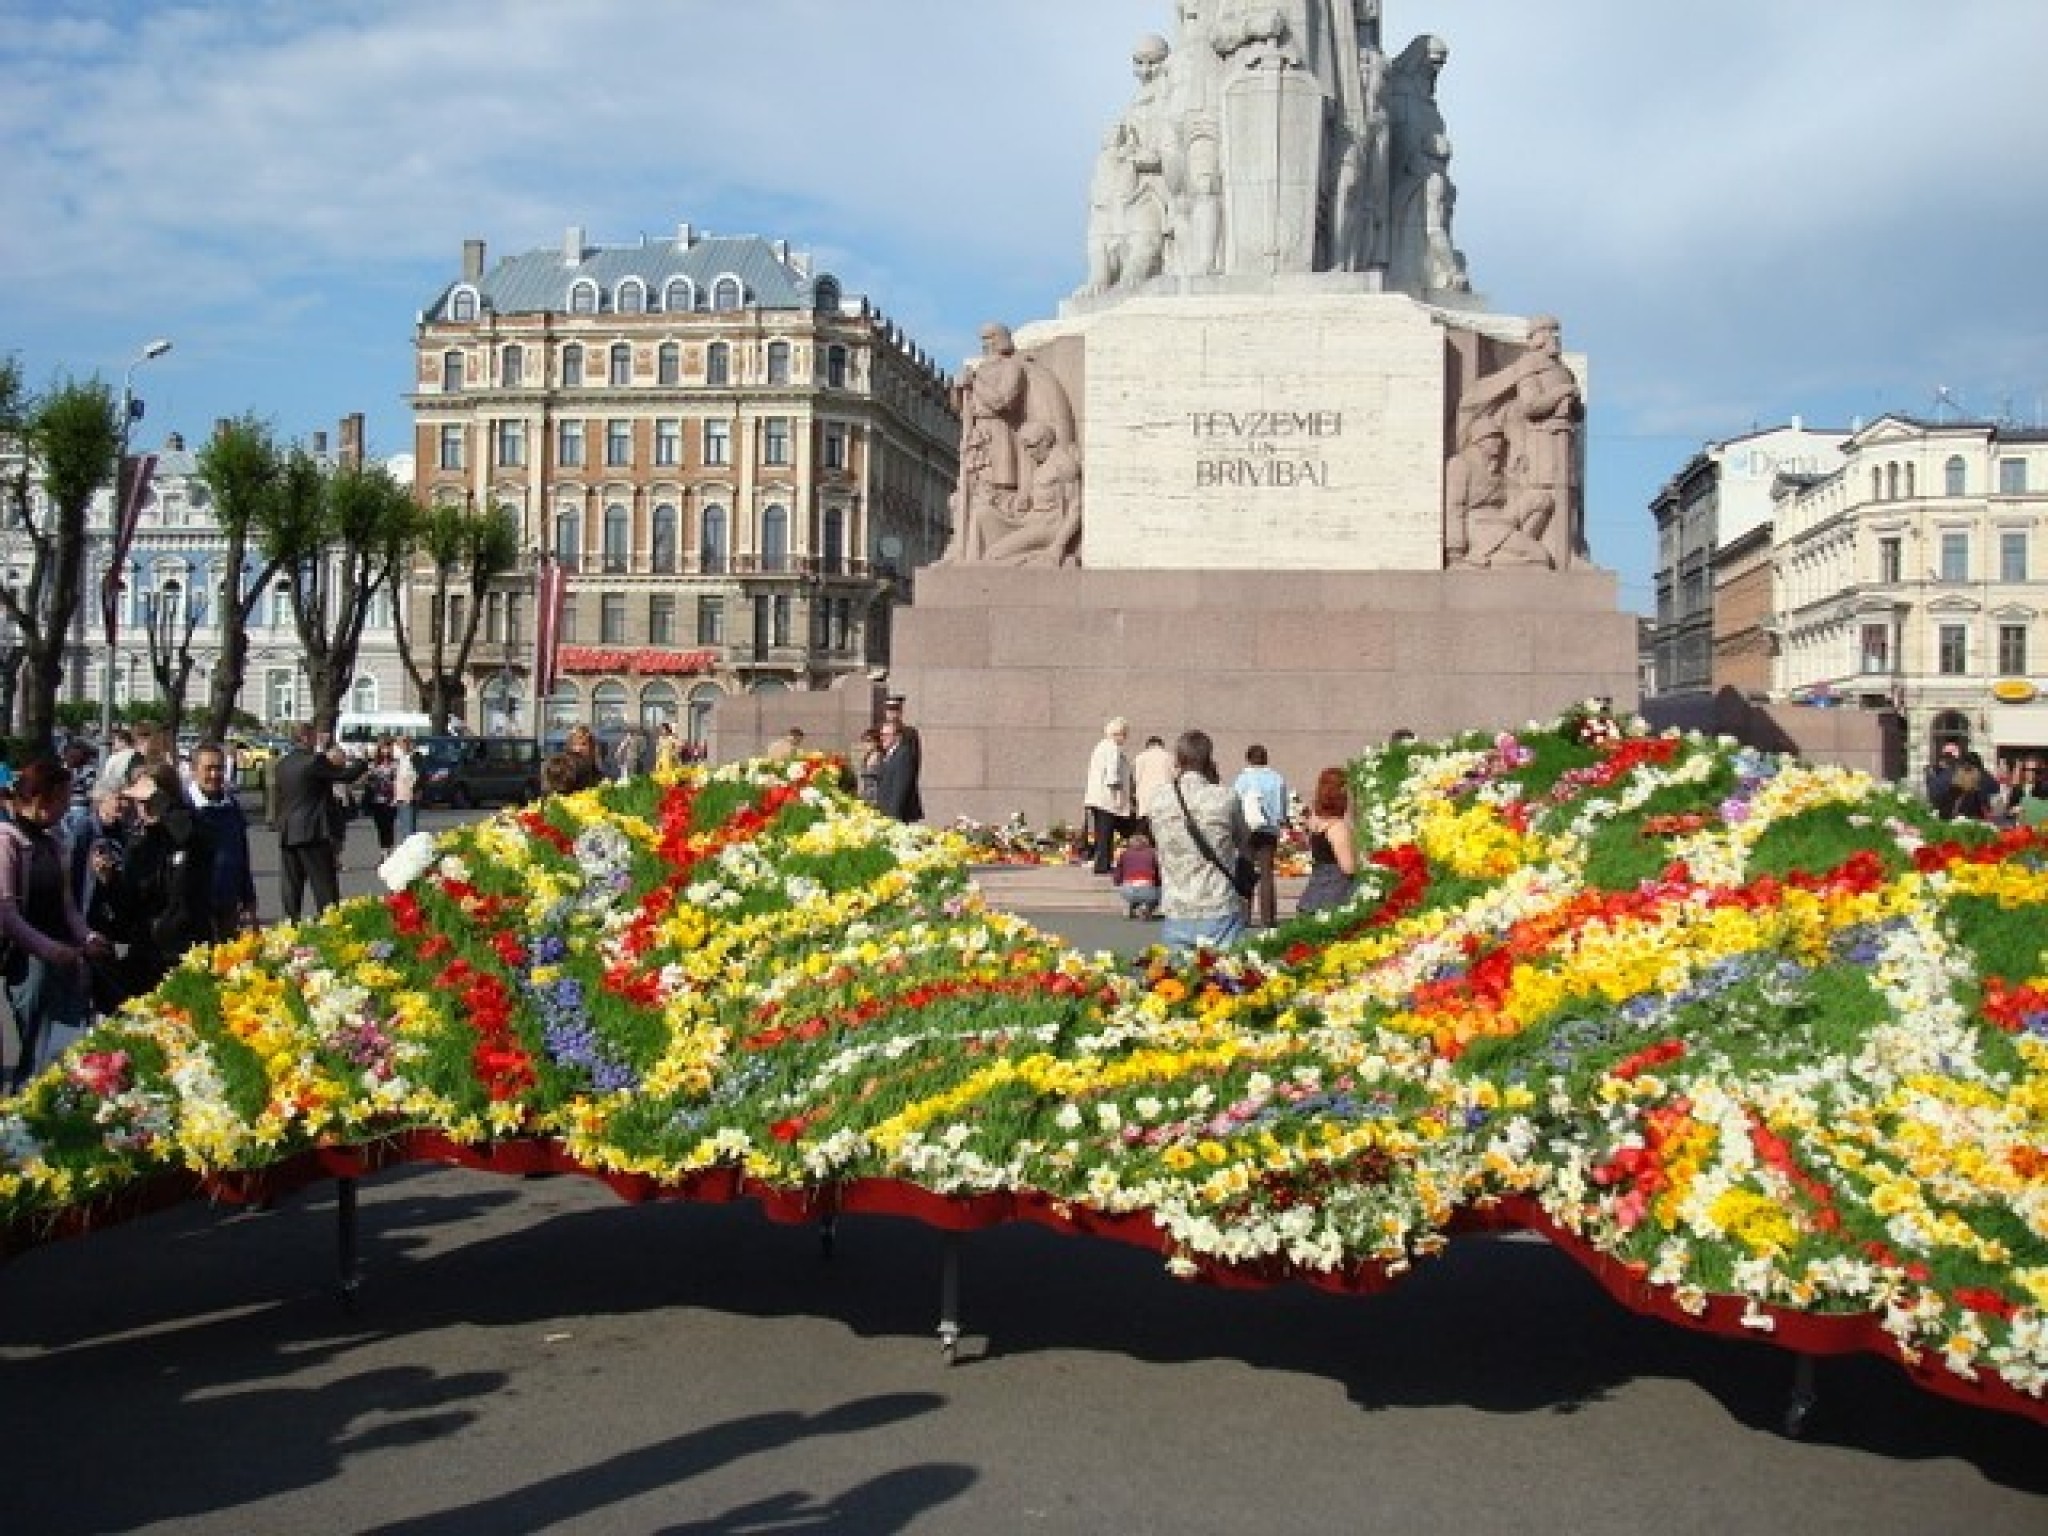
[1171,779,1259,901]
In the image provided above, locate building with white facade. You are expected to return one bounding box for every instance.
[1773,415,2048,766]
[1648,422,1849,699]
[408,224,959,744]
[65,417,410,733]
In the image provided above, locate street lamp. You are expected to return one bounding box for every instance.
[101,337,173,745]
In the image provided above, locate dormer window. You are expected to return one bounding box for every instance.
[711,275,744,311]
[662,276,695,312]
[568,279,600,315]
[616,278,647,314]
[449,286,479,322]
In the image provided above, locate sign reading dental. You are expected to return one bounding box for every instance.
[1192,409,1340,489]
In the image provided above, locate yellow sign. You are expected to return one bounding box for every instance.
[1990,679,2038,703]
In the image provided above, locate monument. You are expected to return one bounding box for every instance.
[885,1,1638,827]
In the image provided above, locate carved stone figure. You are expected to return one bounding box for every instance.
[1448,316,1585,569]
[1446,421,1551,568]
[1074,1,1470,300]
[1083,35,1176,295]
[983,422,1084,566]
[1386,35,1468,294]
[946,324,1082,566]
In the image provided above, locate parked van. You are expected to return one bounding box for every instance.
[413,735,544,808]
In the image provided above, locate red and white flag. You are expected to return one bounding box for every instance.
[532,555,569,707]
[100,451,158,647]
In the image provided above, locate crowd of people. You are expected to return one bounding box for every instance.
[1075,717,1363,954]
[1925,743,2048,826]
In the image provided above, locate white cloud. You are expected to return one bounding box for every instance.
[3,0,2045,602]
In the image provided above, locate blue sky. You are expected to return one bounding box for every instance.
[5,1,2046,615]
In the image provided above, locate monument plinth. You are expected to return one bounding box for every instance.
[887,2,1637,820]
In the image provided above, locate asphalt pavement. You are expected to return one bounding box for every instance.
[1,811,2042,1534]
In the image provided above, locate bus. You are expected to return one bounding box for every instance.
[335,711,435,749]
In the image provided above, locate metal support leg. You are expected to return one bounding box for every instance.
[1783,1353,1818,1437]
[337,1176,361,1311]
[937,1232,962,1362]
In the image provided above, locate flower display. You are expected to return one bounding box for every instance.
[1,718,2044,1424]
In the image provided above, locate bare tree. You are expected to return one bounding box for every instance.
[194,416,293,744]
[140,582,207,745]
[260,453,414,735]
[0,363,120,748]
[392,498,521,734]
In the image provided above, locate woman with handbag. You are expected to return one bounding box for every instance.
[0,757,115,1091]
[1146,728,1251,954]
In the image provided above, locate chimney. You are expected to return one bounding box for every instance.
[462,238,486,282]
[564,225,584,265]
[340,413,366,469]
[773,239,789,265]
[1791,413,1804,432]
[676,222,694,249]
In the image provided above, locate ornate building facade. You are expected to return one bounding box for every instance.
[408,224,959,743]
[1773,415,2048,765]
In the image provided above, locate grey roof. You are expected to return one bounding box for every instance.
[429,231,844,321]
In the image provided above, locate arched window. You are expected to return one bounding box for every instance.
[700,504,728,573]
[1945,455,1967,497]
[706,342,730,386]
[441,350,464,393]
[687,682,722,745]
[813,277,842,313]
[657,341,681,386]
[561,343,584,387]
[639,680,678,730]
[766,341,791,385]
[554,505,582,571]
[651,503,678,573]
[761,503,789,572]
[352,676,379,715]
[450,287,478,322]
[615,278,647,314]
[662,277,694,313]
[711,275,744,311]
[592,681,629,730]
[603,502,630,572]
[608,343,632,386]
[499,344,523,389]
[1930,709,1972,760]
[545,683,582,738]
[568,279,599,315]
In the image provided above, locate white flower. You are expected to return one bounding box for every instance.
[377,833,441,891]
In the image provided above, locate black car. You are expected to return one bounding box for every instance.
[414,736,544,808]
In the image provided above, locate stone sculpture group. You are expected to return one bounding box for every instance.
[1081,0,1468,297]
[945,0,1587,575]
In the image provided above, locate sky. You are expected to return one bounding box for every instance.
[4,0,2047,616]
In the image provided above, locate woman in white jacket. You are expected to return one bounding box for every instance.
[1082,717,1133,875]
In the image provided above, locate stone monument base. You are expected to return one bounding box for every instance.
[887,565,1639,829]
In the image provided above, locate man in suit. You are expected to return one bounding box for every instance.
[274,723,369,921]
[875,716,923,823]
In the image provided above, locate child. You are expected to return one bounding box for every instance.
[1112,831,1161,919]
